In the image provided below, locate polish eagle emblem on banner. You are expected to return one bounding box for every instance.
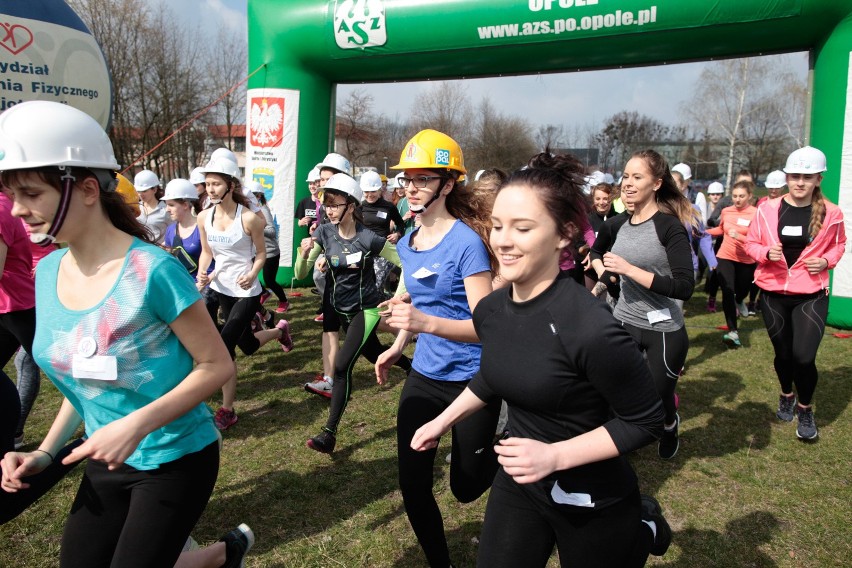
[249,97,284,147]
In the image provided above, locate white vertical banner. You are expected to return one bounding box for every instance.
[245,88,299,266]
[833,52,852,298]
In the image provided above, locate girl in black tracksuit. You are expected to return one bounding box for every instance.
[411,153,668,567]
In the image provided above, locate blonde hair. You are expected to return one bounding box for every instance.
[809,185,826,239]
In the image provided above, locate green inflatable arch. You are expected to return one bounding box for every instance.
[247,0,852,329]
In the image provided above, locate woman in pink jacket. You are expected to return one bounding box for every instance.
[745,146,846,441]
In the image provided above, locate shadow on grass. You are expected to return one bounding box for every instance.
[812,365,851,428]
[663,510,781,567]
[635,371,773,497]
[201,427,400,553]
[393,520,484,568]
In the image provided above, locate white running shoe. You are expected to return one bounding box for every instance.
[305,376,333,398]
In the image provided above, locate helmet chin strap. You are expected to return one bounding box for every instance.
[409,179,447,213]
[30,169,75,247]
[209,185,231,205]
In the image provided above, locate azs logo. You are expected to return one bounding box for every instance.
[334,0,386,50]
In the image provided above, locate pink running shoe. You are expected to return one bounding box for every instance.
[276,319,294,352]
[214,407,238,430]
[276,301,290,313]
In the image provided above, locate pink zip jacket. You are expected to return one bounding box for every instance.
[745,196,846,294]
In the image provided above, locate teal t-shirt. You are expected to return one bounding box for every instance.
[33,238,217,470]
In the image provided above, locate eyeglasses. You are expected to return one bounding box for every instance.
[399,175,443,189]
[323,202,349,211]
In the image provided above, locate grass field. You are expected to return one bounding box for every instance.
[2,286,850,567]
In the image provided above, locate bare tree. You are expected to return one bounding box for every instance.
[336,89,382,170]
[681,58,773,190]
[535,124,564,151]
[210,27,248,155]
[467,98,536,173]
[409,81,474,150]
[597,111,670,172]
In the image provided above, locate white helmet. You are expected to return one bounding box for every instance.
[764,170,787,189]
[134,169,160,191]
[359,170,383,192]
[324,173,362,203]
[0,100,119,172]
[201,157,241,179]
[161,178,198,201]
[671,163,692,180]
[393,172,405,187]
[189,167,206,185]
[707,181,724,194]
[211,147,238,164]
[783,146,826,174]
[306,167,320,183]
[316,152,351,175]
[245,180,264,194]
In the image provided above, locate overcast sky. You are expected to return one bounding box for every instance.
[160,0,808,132]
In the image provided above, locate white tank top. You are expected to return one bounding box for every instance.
[205,203,262,297]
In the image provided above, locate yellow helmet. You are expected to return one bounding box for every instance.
[116,173,140,215]
[392,129,466,174]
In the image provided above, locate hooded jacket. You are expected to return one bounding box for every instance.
[745,196,846,295]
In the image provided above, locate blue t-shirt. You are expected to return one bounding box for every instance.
[33,239,217,470]
[398,220,490,381]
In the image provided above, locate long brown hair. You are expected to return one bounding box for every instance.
[1,168,154,243]
[630,149,700,229]
[433,169,499,275]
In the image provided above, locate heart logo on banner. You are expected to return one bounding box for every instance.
[0,23,34,55]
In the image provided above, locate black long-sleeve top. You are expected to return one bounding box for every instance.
[470,278,664,509]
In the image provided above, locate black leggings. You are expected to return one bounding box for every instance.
[324,308,410,433]
[262,253,288,303]
[716,259,756,331]
[478,472,652,567]
[622,322,688,425]
[0,308,35,448]
[214,292,261,358]
[760,290,828,406]
[60,442,218,568]
[397,370,501,567]
[704,238,723,297]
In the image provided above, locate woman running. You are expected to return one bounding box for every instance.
[134,169,169,244]
[706,180,758,348]
[196,157,293,431]
[0,100,234,567]
[411,151,670,567]
[294,173,410,453]
[376,129,501,568]
[600,149,695,460]
[745,146,846,440]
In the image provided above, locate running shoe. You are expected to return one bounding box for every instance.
[313,313,324,323]
[250,312,263,332]
[723,331,741,348]
[259,289,271,305]
[307,429,336,454]
[305,376,333,398]
[796,406,818,440]
[747,301,757,316]
[640,495,672,556]
[214,407,238,431]
[276,319,293,353]
[658,414,679,460]
[310,287,320,295]
[706,297,716,313]
[276,300,290,313]
[776,394,796,422]
[737,300,749,318]
[219,523,255,568]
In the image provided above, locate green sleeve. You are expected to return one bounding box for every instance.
[294,242,323,280]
